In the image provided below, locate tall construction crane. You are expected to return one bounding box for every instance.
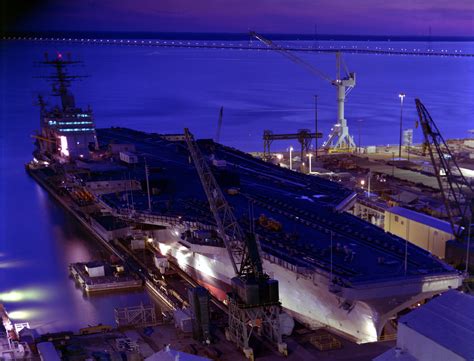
[250,31,356,151]
[184,128,287,360]
[415,99,473,243]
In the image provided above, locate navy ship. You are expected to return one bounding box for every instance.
[29,56,463,344]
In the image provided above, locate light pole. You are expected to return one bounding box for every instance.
[144,158,152,212]
[392,152,395,177]
[357,119,363,154]
[314,95,318,159]
[367,171,371,198]
[307,153,313,173]
[398,93,406,159]
[289,146,293,170]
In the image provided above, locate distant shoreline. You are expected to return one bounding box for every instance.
[2,31,474,42]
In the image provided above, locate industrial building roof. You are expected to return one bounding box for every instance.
[399,290,474,360]
[387,206,455,235]
[94,128,459,285]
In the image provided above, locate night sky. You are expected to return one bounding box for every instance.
[2,0,473,36]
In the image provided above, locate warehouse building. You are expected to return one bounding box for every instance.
[384,206,455,259]
[374,290,474,361]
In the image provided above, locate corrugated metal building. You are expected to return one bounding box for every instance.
[374,290,474,361]
[384,207,455,259]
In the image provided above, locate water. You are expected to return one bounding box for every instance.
[0,39,473,333]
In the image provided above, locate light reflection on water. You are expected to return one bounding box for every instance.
[0,169,151,333]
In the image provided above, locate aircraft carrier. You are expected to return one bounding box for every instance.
[28,54,463,344]
[89,127,460,343]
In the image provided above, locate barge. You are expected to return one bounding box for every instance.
[69,261,142,293]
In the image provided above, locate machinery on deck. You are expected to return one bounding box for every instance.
[184,128,287,360]
[415,99,473,269]
[250,31,356,152]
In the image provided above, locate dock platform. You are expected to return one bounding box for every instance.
[69,261,143,293]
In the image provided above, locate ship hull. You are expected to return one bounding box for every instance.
[156,234,381,342]
[155,229,462,343]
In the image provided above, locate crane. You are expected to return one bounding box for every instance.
[184,128,287,360]
[215,106,224,144]
[415,99,473,244]
[262,129,322,162]
[250,31,356,151]
[31,134,56,144]
[31,133,57,154]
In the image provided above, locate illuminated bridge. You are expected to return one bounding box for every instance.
[3,36,474,57]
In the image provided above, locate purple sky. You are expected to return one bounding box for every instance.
[15,0,474,36]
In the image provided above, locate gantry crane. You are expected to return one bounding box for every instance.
[263,129,322,161]
[250,31,356,151]
[184,128,287,360]
[415,99,473,244]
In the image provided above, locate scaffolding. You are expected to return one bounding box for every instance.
[114,303,158,328]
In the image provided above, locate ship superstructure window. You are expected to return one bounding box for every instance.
[60,128,95,132]
[58,121,93,125]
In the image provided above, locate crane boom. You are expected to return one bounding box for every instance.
[31,134,56,143]
[184,128,263,277]
[415,99,473,240]
[250,31,333,83]
[184,128,287,357]
[250,30,356,150]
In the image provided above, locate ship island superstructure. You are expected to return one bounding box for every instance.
[34,53,98,161]
[28,55,463,345]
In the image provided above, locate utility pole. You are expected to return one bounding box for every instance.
[392,152,395,177]
[314,95,318,158]
[289,146,293,170]
[398,93,406,159]
[405,220,410,275]
[144,158,152,212]
[367,171,371,198]
[466,221,471,274]
[357,119,362,154]
[358,124,361,154]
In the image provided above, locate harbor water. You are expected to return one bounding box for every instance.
[0,38,473,333]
